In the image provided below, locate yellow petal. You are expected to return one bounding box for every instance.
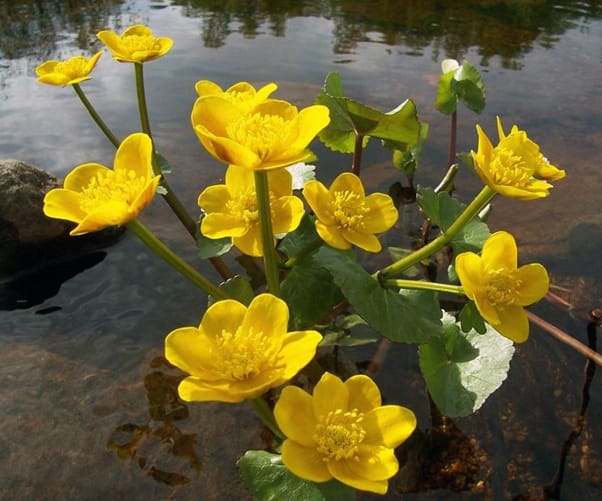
[198,185,231,213]
[362,193,399,233]
[349,444,399,481]
[130,176,159,216]
[266,168,293,198]
[281,440,332,483]
[71,200,131,234]
[330,172,365,198]
[191,96,243,137]
[274,330,323,383]
[328,458,389,494]
[316,221,352,250]
[194,126,262,169]
[341,228,382,253]
[274,385,318,447]
[515,263,549,305]
[303,180,335,225]
[178,377,246,403]
[233,229,265,256]
[35,60,59,76]
[123,24,153,37]
[363,405,417,448]
[455,252,483,299]
[472,291,501,325]
[285,105,330,153]
[97,30,129,60]
[202,213,248,238]
[271,196,304,234]
[63,163,109,191]
[494,305,529,343]
[241,294,289,344]
[199,299,247,340]
[313,372,349,418]
[225,164,255,193]
[113,133,153,179]
[165,326,210,376]
[494,182,551,200]
[481,231,517,270]
[195,80,223,96]
[43,189,85,223]
[345,374,381,412]
[254,82,278,101]
[252,150,313,171]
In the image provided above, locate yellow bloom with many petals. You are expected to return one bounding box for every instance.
[198,165,304,256]
[97,24,173,63]
[164,294,322,403]
[455,231,549,343]
[194,80,278,112]
[35,51,103,87]
[471,116,565,200]
[303,172,398,252]
[191,96,330,171]
[274,372,417,495]
[43,133,159,235]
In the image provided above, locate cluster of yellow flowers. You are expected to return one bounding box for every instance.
[36,23,565,495]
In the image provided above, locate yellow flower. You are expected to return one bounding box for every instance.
[191,96,330,171]
[198,164,304,257]
[194,80,278,112]
[96,24,173,63]
[471,116,565,200]
[164,294,322,403]
[303,172,398,252]
[35,51,103,86]
[274,372,417,495]
[43,133,159,235]
[455,231,549,343]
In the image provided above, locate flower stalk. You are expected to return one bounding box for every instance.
[72,83,120,148]
[126,219,228,301]
[250,398,286,441]
[379,185,496,278]
[254,171,281,296]
[381,278,464,296]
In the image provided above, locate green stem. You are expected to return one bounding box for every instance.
[381,278,464,295]
[133,63,233,280]
[352,132,364,176]
[250,398,285,442]
[283,237,323,268]
[379,186,496,279]
[72,83,120,148]
[126,219,228,301]
[254,171,281,296]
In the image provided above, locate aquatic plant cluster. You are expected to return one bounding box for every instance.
[37,24,565,497]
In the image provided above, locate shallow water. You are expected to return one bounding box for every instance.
[0,0,601,499]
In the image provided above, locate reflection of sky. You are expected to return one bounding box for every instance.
[0,1,600,245]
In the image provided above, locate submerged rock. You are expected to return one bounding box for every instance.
[0,159,123,277]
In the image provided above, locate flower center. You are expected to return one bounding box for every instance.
[226,188,259,226]
[225,90,262,112]
[226,112,289,159]
[333,190,367,230]
[122,34,163,54]
[314,408,366,461]
[55,58,88,79]
[79,169,147,213]
[489,146,534,188]
[484,267,522,306]
[213,327,277,380]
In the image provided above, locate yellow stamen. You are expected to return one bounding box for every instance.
[80,169,147,213]
[333,190,367,230]
[314,408,366,461]
[54,58,88,79]
[226,113,289,160]
[489,147,534,188]
[122,34,163,53]
[484,267,523,306]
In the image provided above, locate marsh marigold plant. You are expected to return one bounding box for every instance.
[471,116,565,200]
[455,231,549,343]
[274,372,417,494]
[164,294,322,403]
[97,24,173,63]
[43,133,159,235]
[35,51,103,87]
[198,164,304,257]
[191,90,330,171]
[303,172,399,252]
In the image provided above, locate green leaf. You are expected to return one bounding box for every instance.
[314,246,441,344]
[320,318,380,348]
[218,276,255,306]
[458,301,487,334]
[390,122,430,178]
[156,152,172,173]
[279,214,320,257]
[435,60,486,115]
[417,188,490,254]
[281,257,344,329]
[316,72,421,153]
[419,312,514,417]
[238,451,356,501]
[196,215,233,258]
